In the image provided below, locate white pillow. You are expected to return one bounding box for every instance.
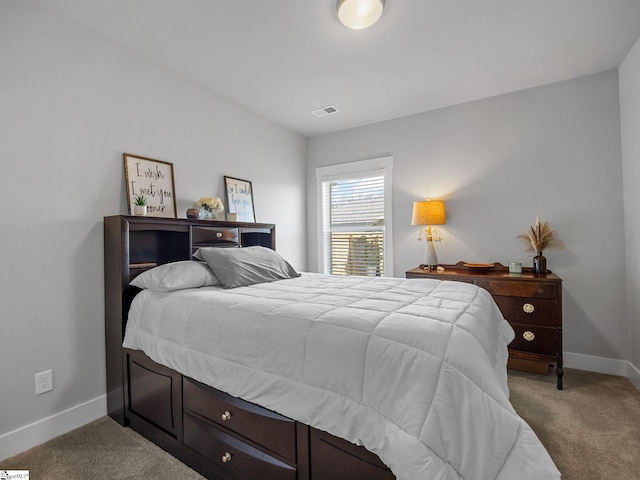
[195,246,299,289]
[130,260,220,291]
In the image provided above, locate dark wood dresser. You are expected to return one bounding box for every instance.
[406,262,563,389]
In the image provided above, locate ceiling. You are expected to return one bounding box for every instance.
[39,0,640,137]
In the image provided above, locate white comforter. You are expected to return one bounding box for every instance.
[123,273,560,480]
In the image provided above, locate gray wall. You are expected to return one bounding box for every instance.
[0,1,306,439]
[307,70,629,365]
[620,37,640,379]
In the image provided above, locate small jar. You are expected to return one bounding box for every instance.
[509,262,522,274]
[186,208,201,219]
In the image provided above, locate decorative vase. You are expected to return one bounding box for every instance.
[186,208,201,219]
[133,205,147,216]
[533,251,547,275]
[199,207,217,220]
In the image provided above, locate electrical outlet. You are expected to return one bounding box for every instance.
[35,369,53,395]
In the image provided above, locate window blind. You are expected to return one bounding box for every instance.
[321,173,385,276]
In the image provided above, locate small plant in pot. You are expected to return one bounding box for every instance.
[133,195,148,216]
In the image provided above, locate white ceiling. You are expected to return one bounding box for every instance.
[39,0,640,137]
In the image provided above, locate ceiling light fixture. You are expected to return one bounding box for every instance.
[337,0,385,30]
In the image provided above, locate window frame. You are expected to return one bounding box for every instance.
[316,156,394,276]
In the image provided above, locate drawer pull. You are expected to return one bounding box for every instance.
[221,410,232,421]
[216,232,223,238]
[222,452,232,463]
[522,303,535,314]
[523,331,535,342]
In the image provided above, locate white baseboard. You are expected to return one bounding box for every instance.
[565,351,640,390]
[564,352,629,376]
[628,361,640,389]
[0,395,107,462]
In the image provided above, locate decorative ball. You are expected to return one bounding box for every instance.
[186,208,201,219]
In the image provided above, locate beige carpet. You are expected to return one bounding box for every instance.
[508,368,640,480]
[2,368,639,479]
[1,415,205,480]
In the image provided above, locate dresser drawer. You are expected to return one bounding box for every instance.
[475,279,557,299]
[184,413,296,480]
[509,324,558,356]
[493,296,559,327]
[183,378,296,461]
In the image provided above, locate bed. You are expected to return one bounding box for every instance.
[104,215,560,480]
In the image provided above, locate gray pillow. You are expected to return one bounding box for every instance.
[195,246,299,289]
[130,260,220,291]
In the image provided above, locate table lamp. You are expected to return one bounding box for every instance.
[411,199,446,270]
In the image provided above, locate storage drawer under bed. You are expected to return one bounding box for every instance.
[183,377,297,462]
[309,427,394,480]
[183,413,297,480]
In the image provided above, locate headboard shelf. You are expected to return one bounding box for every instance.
[130,262,158,269]
[104,215,276,423]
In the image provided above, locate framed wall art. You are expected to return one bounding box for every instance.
[124,153,177,218]
[224,176,256,223]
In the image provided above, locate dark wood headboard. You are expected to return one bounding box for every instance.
[103,215,275,424]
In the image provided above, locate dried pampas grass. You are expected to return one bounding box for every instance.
[518,217,563,253]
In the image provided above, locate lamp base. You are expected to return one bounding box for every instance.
[423,238,438,270]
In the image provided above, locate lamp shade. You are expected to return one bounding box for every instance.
[337,0,385,30]
[411,200,446,226]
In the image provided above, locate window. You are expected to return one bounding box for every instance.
[316,156,393,277]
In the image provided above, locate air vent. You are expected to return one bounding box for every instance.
[311,106,340,118]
